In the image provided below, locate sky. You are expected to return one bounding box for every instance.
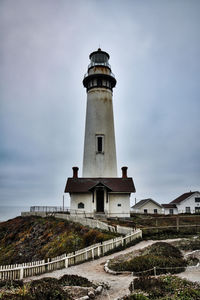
[0,0,200,209]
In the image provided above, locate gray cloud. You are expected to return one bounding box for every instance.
[0,0,199,209]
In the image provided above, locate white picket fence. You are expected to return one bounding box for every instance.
[0,229,142,281]
[21,212,134,235]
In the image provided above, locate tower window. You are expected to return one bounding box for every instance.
[96,135,104,153]
[98,137,102,152]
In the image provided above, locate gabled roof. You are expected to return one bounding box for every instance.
[170,191,199,204]
[131,198,162,209]
[65,177,136,193]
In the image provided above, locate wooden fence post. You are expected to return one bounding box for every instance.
[65,258,68,268]
[20,268,24,280]
[176,217,179,231]
[91,248,94,260]
[98,246,101,257]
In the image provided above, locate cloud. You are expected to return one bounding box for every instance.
[0,0,199,209]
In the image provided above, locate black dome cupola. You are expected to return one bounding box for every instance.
[89,48,110,67]
[83,48,116,92]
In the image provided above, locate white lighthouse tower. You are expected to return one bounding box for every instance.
[82,48,117,177]
[65,49,135,218]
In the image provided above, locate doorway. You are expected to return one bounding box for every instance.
[96,189,104,212]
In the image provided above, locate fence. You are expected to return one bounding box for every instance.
[0,229,142,281]
[55,213,116,232]
[142,224,200,235]
[21,211,134,235]
[132,263,200,277]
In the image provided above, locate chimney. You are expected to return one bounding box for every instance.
[72,167,79,178]
[121,166,128,178]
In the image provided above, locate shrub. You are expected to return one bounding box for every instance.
[0,280,23,289]
[132,276,166,297]
[128,276,200,300]
[109,242,186,275]
[147,242,182,259]
[59,274,93,287]
[28,277,72,300]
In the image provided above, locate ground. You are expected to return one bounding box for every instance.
[24,239,200,300]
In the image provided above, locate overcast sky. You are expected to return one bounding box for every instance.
[0,0,199,208]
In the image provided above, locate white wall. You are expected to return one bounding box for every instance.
[132,201,162,214]
[82,87,117,177]
[70,191,131,217]
[70,193,94,214]
[163,207,178,215]
[108,193,130,217]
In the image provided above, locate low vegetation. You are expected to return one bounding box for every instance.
[107,214,200,239]
[0,274,95,299]
[108,242,187,275]
[172,235,200,251]
[0,216,119,265]
[123,276,200,300]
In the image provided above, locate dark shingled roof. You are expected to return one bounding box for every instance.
[65,178,136,193]
[162,203,177,208]
[170,191,199,204]
[131,198,162,209]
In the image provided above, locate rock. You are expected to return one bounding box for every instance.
[64,286,91,299]
[88,291,95,299]
[95,285,103,294]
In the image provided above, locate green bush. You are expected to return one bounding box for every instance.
[128,276,200,300]
[28,277,72,300]
[147,242,182,258]
[59,274,94,287]
[109,242,186,275]
[0,280,23,289]
[132,276,166,297]
[0,274,95,299]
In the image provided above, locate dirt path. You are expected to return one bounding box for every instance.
[27,239,193,300]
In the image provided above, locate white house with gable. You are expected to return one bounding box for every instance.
[131,198,163,214]
[162,191,200,214]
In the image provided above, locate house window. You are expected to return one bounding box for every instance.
[96,135,104,153]
[195,198,200,202]
[144,209,148,214]
[185,207,191,213]
[195,207,200,214]
[117,204,121,207]
[169,208,174,215]
[154,209,158,214]
[78,202,84,209]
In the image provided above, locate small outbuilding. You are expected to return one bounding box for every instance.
[65,167,135,218]
[131,198,163,214]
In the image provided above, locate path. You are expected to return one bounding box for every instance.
[25,239,200,300]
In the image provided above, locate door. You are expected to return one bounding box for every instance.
[96,189,104,212]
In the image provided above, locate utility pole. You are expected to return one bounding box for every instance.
[63,194,64,212]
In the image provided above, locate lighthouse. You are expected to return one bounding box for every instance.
[82,48,117,177]
[65,49,135,218]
